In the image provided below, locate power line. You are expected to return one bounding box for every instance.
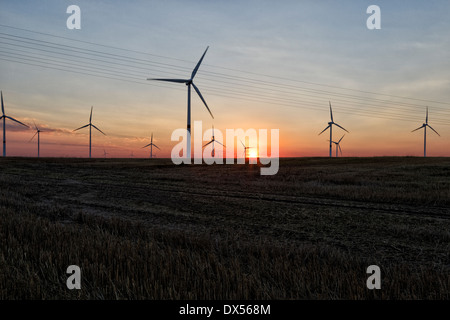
[2,54,449,127]
[2,23,449,107]
[2,31,448,113]
[1,44,448,126]
[1,25,449,127]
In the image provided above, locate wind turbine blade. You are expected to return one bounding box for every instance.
[338,134,345,143]
[329,101,333,122]
[74,124,89,131]
[333,122,349,133]
[1,91,4,116]
[191,83,214,119]
[240,140,245,148]
[33,120,39,131]
[203,140,213,148]
[318,125,330,135]
[426,106,428,124]
[92,124,106,135]
[411,125,424,133]
[5,116,29,128]
[90,106,93,123]
[427,124,440,136]
[153,144,161,150]
[191,46,209,80]
[148,78,189,83]
[29,131,38,142]
[142,143,151,148]
[339,144,342,156]
[216,141,225,147]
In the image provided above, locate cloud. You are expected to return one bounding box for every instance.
[1,118,73,134]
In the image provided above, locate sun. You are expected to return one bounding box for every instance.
[248,149,258,159]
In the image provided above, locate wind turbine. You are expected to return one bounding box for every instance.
[411,106,440,157]
[73,106,105,158]
[103,149,109,158]
[148,47,214,159]
[1,91,29,157]
[319,101,349,157]
[203,125,225,157]
[240,139,254,159]
[142,132,160,158]
[329,134,345,158]
[29,120,41,158]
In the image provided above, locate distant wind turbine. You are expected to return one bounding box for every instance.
[240,139,254,159]
[130,151,135,158]
[411,106,440,157]
[148,47,214,159]
[1,91,29,157]
[103,149,109,158]
[319,101,349,158]
[73,106,106,158]
[203,125,225,157]
[329,134,345,158]
[142,132,160,158]
[29,120,42,158]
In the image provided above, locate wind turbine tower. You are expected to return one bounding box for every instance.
[142,132,160,158]
[330,134,345,158]
[203,125,225,157]
[319,102,349,157]
[240,139,254,160]
[30,121,41,158]
[148,47,214,160]
[411,106,440,157]
[73,106,106,158]
[1,91,29,157]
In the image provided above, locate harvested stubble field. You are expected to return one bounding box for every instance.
[0,156,449,300]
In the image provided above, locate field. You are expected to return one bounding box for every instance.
[0,157,449,300]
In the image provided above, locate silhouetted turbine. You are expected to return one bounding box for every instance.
[73,106,106,158]
[29,120,42,158]
[411,106,440,157]
[319,101,349,158]
[148,47,214,159]
[329,134,345,158]
[1,91,29,157]
[203,125,225,157]
[142,132,160,158]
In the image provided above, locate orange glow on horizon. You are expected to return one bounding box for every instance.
[248,149,258,159]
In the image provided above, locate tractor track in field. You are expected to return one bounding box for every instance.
[3,168,450,222]
[33,175,450,222]
[3,170,450,221]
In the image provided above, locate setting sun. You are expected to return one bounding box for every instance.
[249,149,258,159]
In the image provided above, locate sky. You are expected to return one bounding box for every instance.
[0,0,449,158]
